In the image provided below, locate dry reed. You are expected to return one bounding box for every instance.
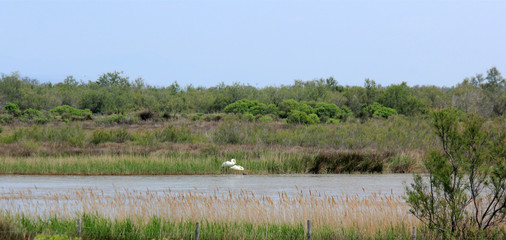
[0,186,418,235]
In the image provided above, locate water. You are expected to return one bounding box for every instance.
[0,174,413,198]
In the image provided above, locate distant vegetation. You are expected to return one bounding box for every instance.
[0,67,504,125]
[0,67,504,175]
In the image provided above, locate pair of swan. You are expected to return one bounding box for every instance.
[221,158,244,171]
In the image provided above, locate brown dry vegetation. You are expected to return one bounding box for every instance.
[0,186,418,235]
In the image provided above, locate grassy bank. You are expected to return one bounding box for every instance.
[0,116,502,175]
[0,116,438,175]
[1,215,420,240]
[1,185,503,240]
[0,116,437,154]
[1,185,421,239]
[0,150,421,175]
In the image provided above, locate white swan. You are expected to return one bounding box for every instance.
[230,165,244,171]
[221,158,236,168]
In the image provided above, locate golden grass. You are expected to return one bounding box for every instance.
[0,186,418,235]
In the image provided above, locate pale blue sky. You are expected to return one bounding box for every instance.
[1,0,505,87]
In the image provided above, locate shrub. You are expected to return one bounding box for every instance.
[373,106,397,118]
[287,111,319,124]
[362,102,397,118]
[0,114,14,123]
[23,108,41,118]
[224,99,279,116]
[213,121,245,144]
[106,114,127,124]
[308,113,320,124]
[307,152,385,174]
[4,102,21,116]
[35,117,49,124]
[286,110,309,124]
[201,114,222,122]
[0,125,2,134]
[257,115,274,123]
[315,102,339,119]
[388,154,414,173]
[50,105,92,120]
[20,108,43,122]
[244,113,255,122]
[110,129,132,143]
[156,125,193,143]
[326,118,340,124]
[91,129,113,144]
[406,109,506,238]
[337,106,353,121]
[278,99,299,118]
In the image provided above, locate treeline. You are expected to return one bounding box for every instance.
[0,67,504,122]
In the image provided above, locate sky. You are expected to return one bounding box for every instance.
[1,0,505,88]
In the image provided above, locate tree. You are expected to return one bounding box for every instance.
[363,78,377,105]
[380,82,426,115]
[406,108,506,238]
[97,71,130,88]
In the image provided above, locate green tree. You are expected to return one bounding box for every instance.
[362,102,397,118]
[97,71,130,88]
[380,82,426,115]
[406,108,506,238]
[363,78,378,105]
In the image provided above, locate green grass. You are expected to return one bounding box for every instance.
[0,116,437,151]
[2,214,503,240]
[0,152,308,175]
[0,150,414,175]
[0,214,417,240]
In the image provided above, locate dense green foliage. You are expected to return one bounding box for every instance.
[406,109,506,239]
[0,67,504,124]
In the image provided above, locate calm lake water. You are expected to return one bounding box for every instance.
[0,174,413,198]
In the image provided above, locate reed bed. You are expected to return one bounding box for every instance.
[0,186,417,236]
[0,152,308,175]
[0,150,423,175]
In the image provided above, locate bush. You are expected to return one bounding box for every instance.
[326,118,340,124]
[23,108,41,118]
[201,114,222,122]
[91,129,132,144]
[35,117,49,124]
[0,114,13,123]
[287,111,319,124]
[337,106,353,121]
[213,121,245,144]
[406,109,506,238]
[4,102,21,116]
[308,113,320,124]
[0,125,2,134]
[257,115,274,123]
[50,105,92,120]
[155,125,193,143]
[388,154,414,173]
[106,114,127,124]
[224,99,279,116]
[91,129,112,144]
[373,107,398,118]
[307,152,385,174]
[286,110,309,124]
[111,129,132,143]
[362,102,397,118]
[315,102,339,119]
